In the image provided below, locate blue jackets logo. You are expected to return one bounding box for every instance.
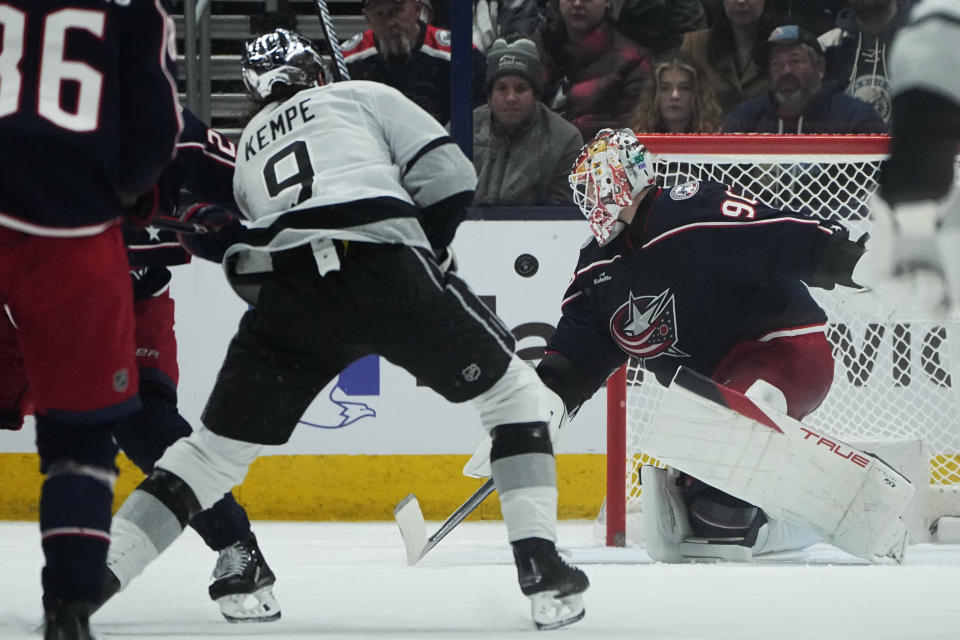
[609,289,689,361]
[670,180,699,201]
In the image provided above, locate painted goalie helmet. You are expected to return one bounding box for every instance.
[569,128,656,245]
[241,28,328,102]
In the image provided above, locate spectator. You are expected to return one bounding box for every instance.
[615,0,707,56]
[681,0,775,117]
[631,51,723,133]
[769,0,846,35]
[818,0,911,125]
[476,1,544,50]
[722,25,888,133]
[539,0,653,140]
[472,38,584,205]
[342,0,486,124]
[429,1,543,50]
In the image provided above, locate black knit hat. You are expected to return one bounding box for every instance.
[484,38,543,95]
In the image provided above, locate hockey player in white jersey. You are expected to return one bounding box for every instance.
[862,0,960,318]
[99,29,587,631]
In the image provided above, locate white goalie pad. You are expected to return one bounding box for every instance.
[637,368,914,563]
[641,466,820,563]
[463,387,567,479]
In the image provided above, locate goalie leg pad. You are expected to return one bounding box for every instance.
[639,367,915,562]
[642,467,812,563]
[641,466,693,562]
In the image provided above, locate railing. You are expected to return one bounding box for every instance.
[175,1,365,132]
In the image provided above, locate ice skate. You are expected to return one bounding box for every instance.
[43,599,94,640]
[208,532,281,622]
[512,537,589,630]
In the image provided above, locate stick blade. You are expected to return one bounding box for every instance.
[394,493,428,566]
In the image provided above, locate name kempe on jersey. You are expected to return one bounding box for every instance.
[549,180,831,388]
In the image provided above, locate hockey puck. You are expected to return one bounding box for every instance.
[514,253,539,278]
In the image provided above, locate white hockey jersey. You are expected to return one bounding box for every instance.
[890,0,960,105]
[228,80,476,261]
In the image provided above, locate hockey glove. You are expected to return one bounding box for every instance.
[176,203,245,263]
[123,184,160,227]
[1,383,29,431]
[806,228,869,290]
[0,408,24,431]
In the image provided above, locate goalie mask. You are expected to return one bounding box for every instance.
[241,29,329,102]
[569,128,656,245]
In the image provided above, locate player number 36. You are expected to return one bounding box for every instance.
[0,6,106,132]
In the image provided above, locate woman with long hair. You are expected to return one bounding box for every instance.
[681,0,775,116]
[632,52,723,133]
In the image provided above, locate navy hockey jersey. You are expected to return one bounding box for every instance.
[549,180,834,389]
[0,0,181,235]
[126,108,238,301]
[341,23,486,124]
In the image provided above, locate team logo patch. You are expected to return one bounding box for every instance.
[670,181,699,201]
[113,368,130,393]
[462,363,481,382]
[342,33,363,51]
[609,290,689,361]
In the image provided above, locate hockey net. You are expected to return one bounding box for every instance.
[601,134,960,547]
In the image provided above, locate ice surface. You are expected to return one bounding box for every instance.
[2,520,959,639]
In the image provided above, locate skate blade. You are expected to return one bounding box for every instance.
[216,585,282,623]
[529,591,585,631]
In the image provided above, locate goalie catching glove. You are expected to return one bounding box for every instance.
[804,224,869,291]
[176,203,246,263]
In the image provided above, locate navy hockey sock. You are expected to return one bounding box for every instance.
[36,418,118,605]
[40,472,113,604]
[190,492,252,552]
[113,382,190,473]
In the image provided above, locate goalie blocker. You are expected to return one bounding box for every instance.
[639,367,913,563]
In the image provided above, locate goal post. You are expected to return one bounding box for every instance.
[602,134,960,547]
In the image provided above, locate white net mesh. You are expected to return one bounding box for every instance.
[616,136,960,520]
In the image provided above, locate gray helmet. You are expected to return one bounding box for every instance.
[241,28,327,102]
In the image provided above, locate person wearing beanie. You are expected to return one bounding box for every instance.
[472,38,584,206]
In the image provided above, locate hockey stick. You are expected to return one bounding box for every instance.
[312,0,351,82]
[147,215,213,235]
[394,478,495,566]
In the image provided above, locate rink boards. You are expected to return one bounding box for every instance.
[1,216,611,521]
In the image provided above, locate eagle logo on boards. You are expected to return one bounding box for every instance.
[299,355,378,429]
[609,289,689,361]
[670,180,699,201]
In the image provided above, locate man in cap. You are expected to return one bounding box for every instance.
[472,38,583,205]
[722,24,886,133]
